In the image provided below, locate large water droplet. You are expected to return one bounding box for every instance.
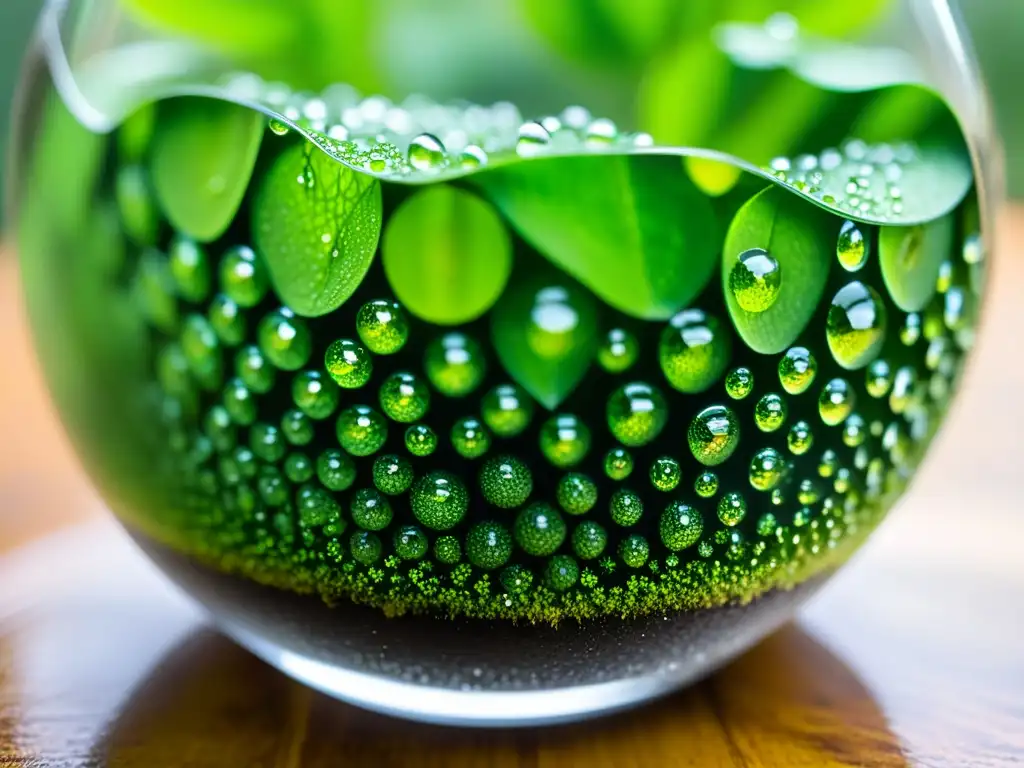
[819,378,855,426]
[688,405,740,466]
[607,382,668,447]
[826,282,887,370]
[408,133,446,172]
[778,347,817,395]
[729,248,782,313]
[837,220,869,271]
[659,309,731,394]
[527,287,581,359]
[749,447,785,491]
[516,122,551,156]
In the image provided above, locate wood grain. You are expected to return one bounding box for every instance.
[1,207,1023,767]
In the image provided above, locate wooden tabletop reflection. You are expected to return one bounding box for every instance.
[1,209,1023,767]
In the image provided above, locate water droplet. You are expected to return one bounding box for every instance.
[268,119,290,136]
[557,473,598,516]
[797,479,820,506]
[778,347,817,395]
[325,339,373,389]
[889,366,918,414]
[258,308,312,371]
[514,503,567,556]
[220,245,268,308]
[379,371,431,423]
[292,370,340,420]
[458,145,489,169]
[476,455,532,510]
[281,408,314,445]
[404,424,438,457]
[481,383,534,438]
[516,122,551,156]
[539,414,591,468]
[688,405,740,466]
[618,535,649,569]
[351,487,393,531]
[451,416,491,459]
[235,345,276,395]
[749,448,785,491]
[408,133,446,171]
[754,393,787,433]
[826,282,887,370]
[336,405,388,456]
[356,299,409,355]
[607,382,668,447]
[936,261,954,294]
[819,379,855,426]
[597,328,639,373]
[527,286,583,359]
[842,414,867,448]
[424,333,486,397]
[393,525,429,561]
[865,359,893,398]
[650,457,682,492]
[837,220,869,271]
[660,309,731,394]
[544,555,579,592]
[585,118,618,146]
[787,420,814,455]
[434,535,462,565]
[962,232,984,265]
[729,248,782,313]
[694,471,719,498]
[610,489,644,527]
[725,368,754,400]
[317,449,355,491]
[350,531,382,565]
[604,447,634,481]
[372,454,414,496]
[572,520,607,560]
[900,313,922,346]
[718,492,747,526]
[466,521,512,570]
[410,471,469,530]
[660,502,703,551]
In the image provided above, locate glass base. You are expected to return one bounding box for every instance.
[136,533,822,727]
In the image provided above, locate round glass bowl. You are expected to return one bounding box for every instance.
[8,0,998,725]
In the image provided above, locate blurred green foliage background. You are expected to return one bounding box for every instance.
[0,0,1020,196]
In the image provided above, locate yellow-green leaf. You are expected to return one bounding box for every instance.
[382,186,512,326]
[253,143,382,317]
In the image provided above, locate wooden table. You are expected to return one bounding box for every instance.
[2,210,1023,768]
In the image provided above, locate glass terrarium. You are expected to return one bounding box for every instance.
[7,0,999,725]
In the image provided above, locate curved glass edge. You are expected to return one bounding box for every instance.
[909,0,1004,240]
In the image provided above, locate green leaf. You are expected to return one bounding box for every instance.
[491,264,599,410]
[253,143,383,317]
[879,214,955,313]
[476,155,721,320]
[151,97,264,242]
[722,185,834,354]
[382,186,512,326]
[767,139,973,226]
